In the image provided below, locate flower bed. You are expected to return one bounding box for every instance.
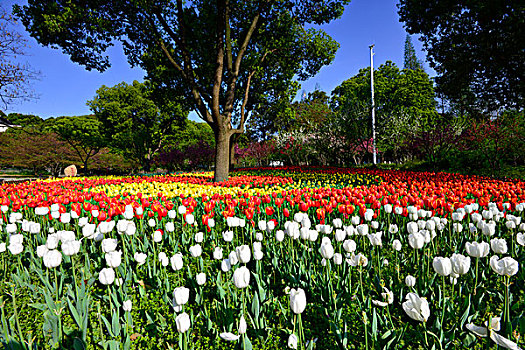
[0,167,524,349]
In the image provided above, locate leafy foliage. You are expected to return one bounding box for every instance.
[0,5,39,111]
[87,80,187,171]
[15,0,349,181]
[398,0,525,112]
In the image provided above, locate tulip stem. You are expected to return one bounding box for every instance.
[441,277,446,331]
[474,258,479,295]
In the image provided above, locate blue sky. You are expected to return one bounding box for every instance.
[3,0,433,121]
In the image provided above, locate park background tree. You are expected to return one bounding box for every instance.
[15,0,349,181]
[0,5,38,111]
[398,0,524,114]
[331,61,437,163]
[87,80,188,172]
[403,34,424,71]
[49,115,105,174]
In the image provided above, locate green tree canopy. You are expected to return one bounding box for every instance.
[49,115,105,173]
[403,34,424,71]
[15,0,349,181]
[331,61,437,162]
[87,80,188,171]
[398,0,524,113]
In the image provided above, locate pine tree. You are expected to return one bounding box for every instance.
[404,35,424,71]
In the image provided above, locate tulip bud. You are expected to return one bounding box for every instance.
[233,266,250,288]
[134,252,147,265]
[175,312,191,333]
[238,315,247,334]
[405,275,416,287]
[289,288,307,314]
[189,244,202,257]
[173,287,190,306]
[170,253,184,271]
[288,334,298,349]
[213,247,223,260]
[99,268,115,285]
[196,273,206,286]
[122,299,132,312]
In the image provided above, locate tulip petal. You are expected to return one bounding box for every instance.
[466,324,488,337]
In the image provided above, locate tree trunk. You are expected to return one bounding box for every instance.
[214,128,231,182]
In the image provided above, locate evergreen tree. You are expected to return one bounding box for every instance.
[403,35,424,71]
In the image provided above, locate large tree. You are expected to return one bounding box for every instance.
[49,115,105,173]
[87,80,187,171]
[398,0,524,113]
[0,6,38,111]
[15,0,348,181]
[403,34,423,71]
[331,61,437,163]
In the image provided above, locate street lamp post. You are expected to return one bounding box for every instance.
[369,44,377,165]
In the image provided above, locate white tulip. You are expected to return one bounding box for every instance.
[173,286,190,306]
[333,253,343,265]
[196,273,206,286]
[517,232,525,246]
[7,243,23,255]
[171,253,184,271]
[101,238,118,253]
[220,332,240,341]
[408,232,425,249]
[405,275,416,287]
[367,232,382,246]
[289,288,307,314]
[105,250,122,268]
[223,230,234,242]
[333,218,343,228]
[221,258,232,272]
[288,334,298,349]
[152,230,163,242]
[407,222,418,234]
[275,230,285,242]
[490,256,519,276]
[37,244,48,258]
[99,268,115,285]
[334,229,346,242]
[213,247,223,260]
[189,244,202,257]
[402,293,430,322]
[392,239,402,251]
[122,300,132,312]
[320,242,334,259]
[238,315,247,334]
[195,231,204,243]
[134,252,147,265]
[343,239,356,253]
[229,251,239,265]
[433,257,452,276]
[43,250,62,268]
[175,312,191,333]
[450,253,471,275]
[233,266,250,288]
[490,238,508,254]
[0,243,6,253]
[465,241,490,258]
